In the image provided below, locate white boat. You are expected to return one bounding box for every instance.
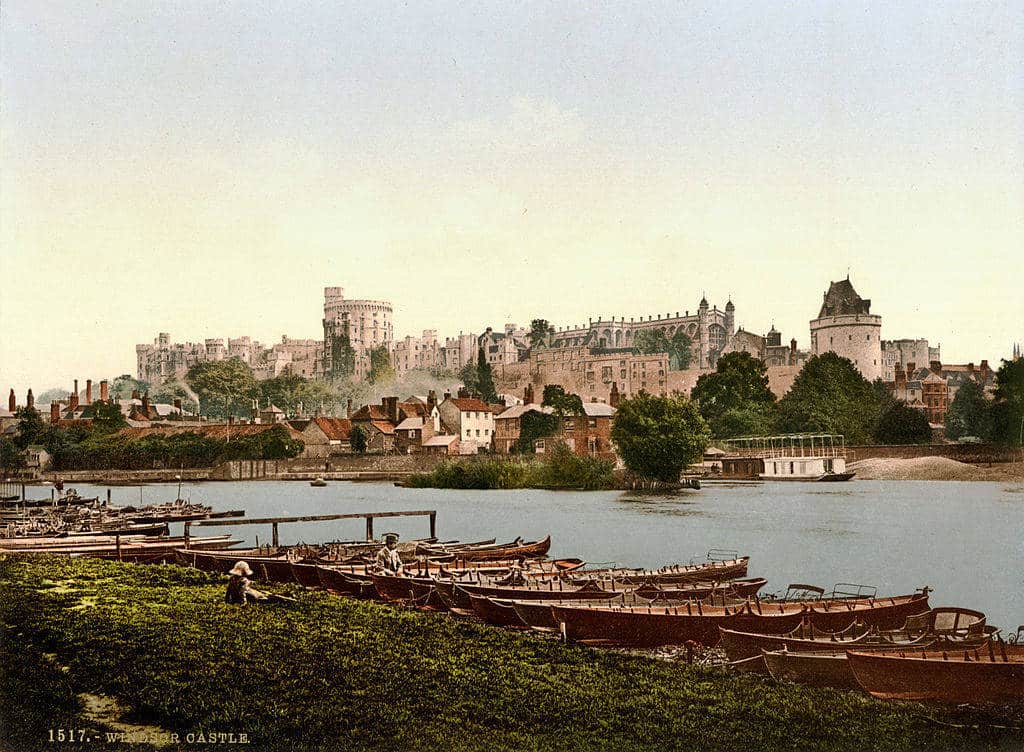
[719,434,855,482]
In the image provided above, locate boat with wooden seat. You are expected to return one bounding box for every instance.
[552,591,930,648]
[763,648,862,690]
[847,641,1024,704]
[435,535,552,563]
[719,606,983,661]
[570,557,749,586]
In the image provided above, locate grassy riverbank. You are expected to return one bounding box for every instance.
[1,556,1019,752]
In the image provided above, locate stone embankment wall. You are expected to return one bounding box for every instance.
[40,468,212,483]
[847,443,1019,464]
[211,454,445,481]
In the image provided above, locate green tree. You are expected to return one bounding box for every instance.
[874,401,932,444]
[108,375,150,401]
[528,319,555,349]
[691,352,775,437]
[775,353,882,445]
[541,385,585,417]
[0,437,23,472]
[14,407,46,449]
[458,362,479,396]
[633,329,693,370]
[990,358,1024,446]
[368,346,394,384]
[516,410,561,453]
[611,393,710,482]
[91,401,127,432]
[258,373,307,415]
[326,333,356,380]
[944,380,992,441]
[185,358,257,418]
[350,425,367,454]
[476,348,498,403]
[150,379,199,414]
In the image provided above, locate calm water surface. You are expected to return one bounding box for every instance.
[70,479,1024,631]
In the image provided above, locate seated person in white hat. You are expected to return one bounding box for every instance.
[374,533,403,574]
[226,561,268,605]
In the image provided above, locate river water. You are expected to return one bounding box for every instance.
[69,479,1024,632]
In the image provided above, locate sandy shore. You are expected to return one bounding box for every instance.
[849,456,1024,482]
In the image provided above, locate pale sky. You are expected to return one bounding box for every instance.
[2,2,1022,393]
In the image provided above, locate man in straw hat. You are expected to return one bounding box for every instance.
[226,561,268,605]
[375,532,403,574]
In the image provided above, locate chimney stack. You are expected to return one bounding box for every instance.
[907,362,916,377]
[609,381,620,408]
[141,393,150,416]
[384,396,399,425]
[427,390,437,413]
[7,389,14,413]
[174,398,182,413]
[966,362,974,373]
[930,360,943,375]
[27,388,35,410]
[51,401,60,422]
[980,360,989,375]
[131,389,140,401]
[100,380,109,402]
[73,379,79,401]
[346,398,352,419]
[86,379,93,404]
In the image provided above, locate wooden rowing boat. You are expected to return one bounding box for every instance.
[570,557,749,586]
[847,642,1024,704]
[468,594,529,628]
[720,607,988,661]
[431,535,552,563]
[552,592,930,648]
[763,648,861,690]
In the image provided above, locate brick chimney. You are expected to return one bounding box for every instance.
[609,381,620,408]
[141,393,150,417]
[7,389,14,413]
[85,379,93,404]
[966,362,974,373]
[100,380,109,402]
[51,401,60,422]
[383,396,399,425]
[73,379,79,402]
[346,398,352,419]
[895,367,906,388]
[174,398,182,413]
[930,360,942,375]
[907,362,916,377]
[980,360,990,376]
[27,389,34,410]
[427,390,437,413]
[524,383,534,404]
[131,389,140,400]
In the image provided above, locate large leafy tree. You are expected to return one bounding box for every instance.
[458,362,479,396]
[476,347,498,403]
[633,329,693,370]
[873,401,932,444]
[541,385,584,417]
[691,352,776,437]
[611,393,710,482]
[349,425,367,454]
[944,380,992,441]
[14,407,46,449]
[990,358,1024,445]
[528,319,555,349]
[368,346,394,384]
[109,374,150,401]
[150,379,199,414]
[775,353,882,445]
[91,401,128,432]
[516,410,561,453]
[185,358,257,418]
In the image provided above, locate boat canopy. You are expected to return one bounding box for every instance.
[717,434,846,459]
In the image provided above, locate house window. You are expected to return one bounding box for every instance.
[476,429,480,437]
[588,419,596,428]
[564,420,575,430]
[465,429,471,437]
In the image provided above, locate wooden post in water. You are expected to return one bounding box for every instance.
[21,483,25,501]
[365,515,374,541]
[115,534,122,561]
[184,521,191,549]
[429,511,436,539]
[106,489,111,506]
[272,522,279,548]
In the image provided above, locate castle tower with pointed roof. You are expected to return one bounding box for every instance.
[809,278,883,381]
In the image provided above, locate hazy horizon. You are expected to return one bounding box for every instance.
[2,2,1022,393]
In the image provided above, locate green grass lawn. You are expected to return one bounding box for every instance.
[0,555,1018,752]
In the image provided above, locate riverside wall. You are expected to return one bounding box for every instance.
[846,443,1019,463]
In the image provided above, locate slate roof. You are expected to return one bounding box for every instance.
[818,279,872,318]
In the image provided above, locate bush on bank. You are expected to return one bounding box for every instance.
[1,556,1017,752]
[406,443,615,490]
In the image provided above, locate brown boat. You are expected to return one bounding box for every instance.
[315,565,376,597]
[176,547,297,583]
[570,557,749,586]
[434,535,552,563]
[720,607,989,661]
[763,648,862,690]
[291,562,324,589]
[468,594,530,628]
[552,592,930,648]
[847,642,1024,704]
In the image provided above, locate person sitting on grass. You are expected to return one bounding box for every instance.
[375,532,403,575]
[226,561,268,605]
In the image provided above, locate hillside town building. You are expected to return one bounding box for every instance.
[810,278,883,381]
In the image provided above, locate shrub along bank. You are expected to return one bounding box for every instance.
[1,556,1017,752]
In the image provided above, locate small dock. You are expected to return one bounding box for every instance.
[184,509,437,547]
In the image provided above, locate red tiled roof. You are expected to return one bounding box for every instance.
[350,405,389,421]
[369,420,395,435]
[314,417,352,441]
[447,398,493,413]
[118,424,300,440]
[398,402,427,419]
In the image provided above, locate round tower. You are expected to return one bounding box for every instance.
[809,279,882,381]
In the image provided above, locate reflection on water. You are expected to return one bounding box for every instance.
[63,479,1022,631]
